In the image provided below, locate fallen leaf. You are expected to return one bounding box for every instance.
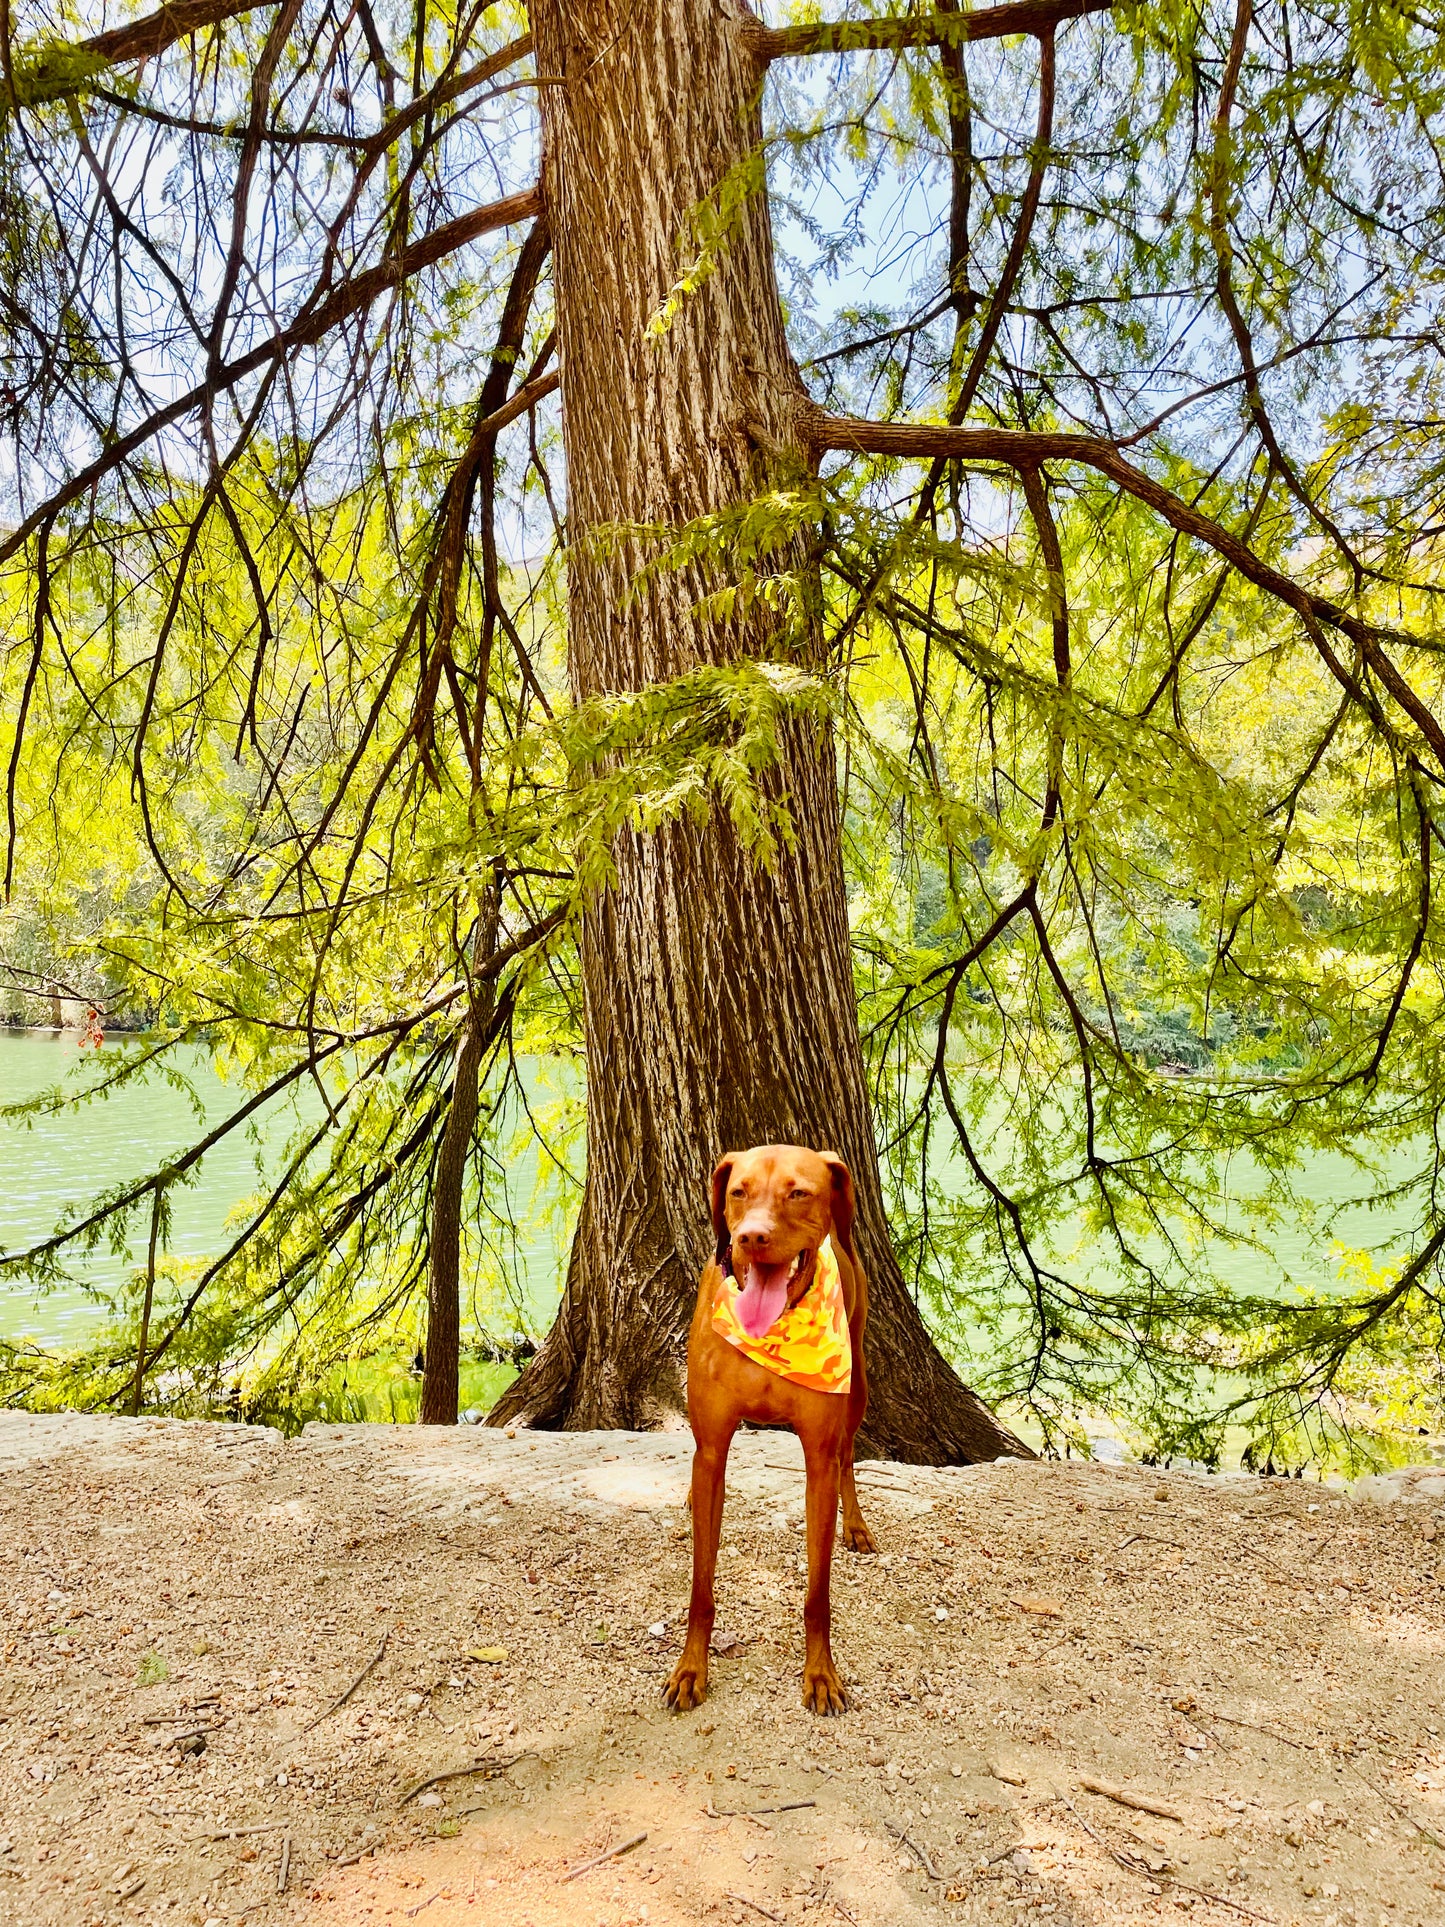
[468,1647,508,1664]
[1009,1594,1063,1617]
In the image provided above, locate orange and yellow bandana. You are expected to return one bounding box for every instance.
[712,1236,852,1396]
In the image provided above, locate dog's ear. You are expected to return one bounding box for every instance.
[818,1151,856,1256]
[711,1154,740,1263]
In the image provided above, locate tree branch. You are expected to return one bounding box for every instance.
[747,0,1113,61]
[809,408,1445,769]
[950,24,1055,424]
[1204,0,1365,586]
[0,185,542,565]
[13,0,277,107]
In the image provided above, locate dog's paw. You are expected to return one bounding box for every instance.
[664,1658,709,1713]
[842,1519,879,1554]
[801,1665,850,1717]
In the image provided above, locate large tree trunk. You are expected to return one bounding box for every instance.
[490,0,1029,1464]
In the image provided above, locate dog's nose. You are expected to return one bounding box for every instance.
[735,1220,775,1252]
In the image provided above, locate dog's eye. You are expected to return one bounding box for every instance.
[790,1188,809,1200]
[729,1185,745,1198]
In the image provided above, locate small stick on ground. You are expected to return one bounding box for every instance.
[1165,1874,1275,1921]
[1208,1710,1444,1850]
[1112,1533,1190,1554]
[986,1843,1037,1866]
[277,1834,291,1894]
[1078,1776,1184,1822]
[1341,1759,1445,1852]
[1057,1788,1271,1921]
[714,1799,816,1818]
[886,1821,944,1881]
[305,1626,391,1732]
[1207,1710,1314,1750]
[563,1831,648,1882]
[399,1752,531,1805]
[724,1893,785,1923]
[200,1823,286,1842]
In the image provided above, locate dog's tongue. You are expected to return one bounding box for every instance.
[736,1259,791,1338]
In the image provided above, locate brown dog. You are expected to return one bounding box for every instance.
[664,1145,877,1716]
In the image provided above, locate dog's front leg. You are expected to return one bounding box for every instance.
[665,1426,734,1712]
[801,1438,849,1715]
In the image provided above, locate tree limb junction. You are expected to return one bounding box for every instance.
[810,409,1445,769]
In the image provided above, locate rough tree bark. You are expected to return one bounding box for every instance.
[489,0,1030,1462]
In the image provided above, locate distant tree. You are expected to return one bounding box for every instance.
[3,0,1444,1464]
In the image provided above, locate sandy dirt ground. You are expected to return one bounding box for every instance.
[0,1414,1443,1927]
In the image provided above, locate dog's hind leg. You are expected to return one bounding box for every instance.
[665,1418,735,1713]
[839,1350,878,1555]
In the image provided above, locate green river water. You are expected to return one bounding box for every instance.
[0,1028,1425,1353]
[0,1030,569,1349]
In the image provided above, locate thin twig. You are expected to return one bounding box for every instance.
[713,1799,817,1818]
[304,1626,390,1731]
[1229,1536,1307,1582]
[1111,1532,1189,1554]
[1341,1760,1445,1850]
[1207,1710,1313,1749]
[724,1894,785,1923]
[1077,1776,1183,1822]
[1165,1874,1275,1921]
[141,1703,220,1724]
[399,1751,532,1805]
[562,1831,648,1881]
[277,1834,291,1894]
[1056,1787,1271,1920]
[1205,1709,1441,1848]
[886,1820,944,1880]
